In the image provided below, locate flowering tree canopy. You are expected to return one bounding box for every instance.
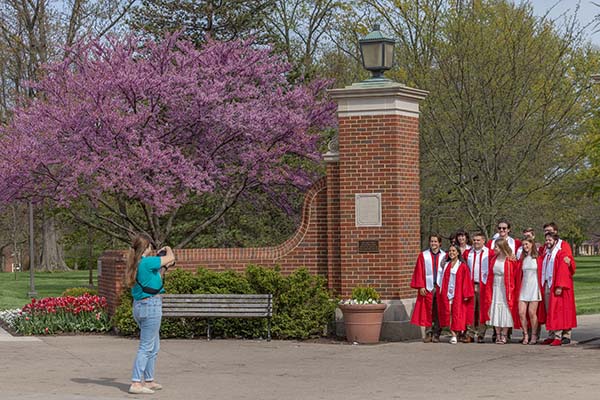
[0,34,336,246]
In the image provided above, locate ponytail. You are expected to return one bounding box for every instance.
[124,234,152,288]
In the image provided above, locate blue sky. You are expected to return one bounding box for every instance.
[529,0,600,45]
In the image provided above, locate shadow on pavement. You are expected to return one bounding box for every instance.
[71,377,129,393]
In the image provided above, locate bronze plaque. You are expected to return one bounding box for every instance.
[358,240,379,254]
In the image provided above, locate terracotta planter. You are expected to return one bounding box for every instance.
[339,303,387,344]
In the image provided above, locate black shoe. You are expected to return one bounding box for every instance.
[561,337,571,345]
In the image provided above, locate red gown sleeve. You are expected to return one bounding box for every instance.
[410,253,426,289]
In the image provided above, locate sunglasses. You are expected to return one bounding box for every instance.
[497,226,508,230]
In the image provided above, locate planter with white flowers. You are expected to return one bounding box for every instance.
[338,287,387,344]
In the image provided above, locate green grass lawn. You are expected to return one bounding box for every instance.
[573,256,600,315]
[0,270,94,310]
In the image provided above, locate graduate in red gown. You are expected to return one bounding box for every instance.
[410,235,446,343]
[540,232,577,346]
[541,223,576,344]
[436,244,474,344]
[487,218,522,256]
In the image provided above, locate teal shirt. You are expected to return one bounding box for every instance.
[131,256,165,300]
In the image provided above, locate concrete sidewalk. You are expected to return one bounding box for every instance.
[0,314,599,400]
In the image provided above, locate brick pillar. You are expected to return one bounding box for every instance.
[98,250,127,315]
[329,80,427,340]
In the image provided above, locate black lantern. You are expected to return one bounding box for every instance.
[359,24,395,80]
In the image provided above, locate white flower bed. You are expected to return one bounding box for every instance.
[0,309,22,329]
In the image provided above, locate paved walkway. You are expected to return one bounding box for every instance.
[1,314,599,400]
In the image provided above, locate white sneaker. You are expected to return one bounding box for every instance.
[129,385,155,394]
[449,336,458,344]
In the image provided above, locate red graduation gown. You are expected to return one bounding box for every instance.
[544,249,577,331]
[437,261,474,331]
[482,256,520,329]
[410,251,443,327]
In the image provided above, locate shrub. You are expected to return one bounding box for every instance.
[62,287,98,297]
[13,294,111,335]
[111,292,138,336]
[112,265,336,340]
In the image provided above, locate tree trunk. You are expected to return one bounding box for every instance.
[38,213,69,271]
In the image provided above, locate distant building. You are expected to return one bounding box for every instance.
[579,238,600,256]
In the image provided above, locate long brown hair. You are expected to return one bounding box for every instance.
[125,233,152,288]
[520,237,538,260]
[494,238,514,259]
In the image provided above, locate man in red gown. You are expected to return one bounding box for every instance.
[540,232,577,346]
[410,235,446,343]
[542,223,576,344]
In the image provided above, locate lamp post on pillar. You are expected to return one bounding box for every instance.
[358,24,396,81]
[329,24,428,340]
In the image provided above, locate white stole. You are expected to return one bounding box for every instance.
[441,261,461,300]
[542,244,560,288]
[423,249,446,291]
[467,247,490,284]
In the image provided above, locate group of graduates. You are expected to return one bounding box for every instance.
[410,219,577,345]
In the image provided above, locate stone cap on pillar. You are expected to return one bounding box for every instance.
[328,80,428,118]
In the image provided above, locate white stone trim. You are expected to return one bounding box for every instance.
[329,81,428,118]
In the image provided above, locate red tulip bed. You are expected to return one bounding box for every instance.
[10,294,111,335]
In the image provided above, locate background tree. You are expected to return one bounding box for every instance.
[0,34,336,248]
[129,0,275,44]
[0,0,136,270]
[364,0,597,241]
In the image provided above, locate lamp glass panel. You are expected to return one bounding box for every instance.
[361,42,382,69]
[384,42,394,69]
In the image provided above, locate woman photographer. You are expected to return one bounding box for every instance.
[125,233,174,394]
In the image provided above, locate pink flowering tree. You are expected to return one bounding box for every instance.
[0,34,336,247]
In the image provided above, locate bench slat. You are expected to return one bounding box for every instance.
[162,303,270,308]
[162,294,271,299]
[163,312,270,318]
[162,299,270,305]
[163,307,270,312]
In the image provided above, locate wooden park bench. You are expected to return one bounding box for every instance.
[161,294,273,341]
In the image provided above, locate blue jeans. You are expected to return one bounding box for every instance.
[131,296,162,382]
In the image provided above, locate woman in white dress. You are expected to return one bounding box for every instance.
[517,238,542,344]
[487,238,518,344]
